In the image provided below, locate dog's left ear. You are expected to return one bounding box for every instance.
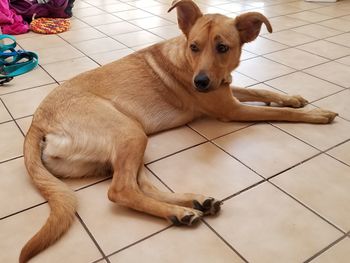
[168,0,203,37]
[235,12,272,44]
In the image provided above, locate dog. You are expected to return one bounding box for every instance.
[20,0,338,262]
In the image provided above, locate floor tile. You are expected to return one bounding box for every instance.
[0,122,24,162]
[298,40,350,59]
[319,18,350,32]
[312,5,350,17]
[314,90,350,120]
[231,71,259,87]
[0,158,44,218]
[0,67,55,96]
[130,17,174,29]
[237,57,295,82]
[189,117,253,140]
[216,2,252,12]
[275,110,350,150]
[109,225,244,263]
[99,3,135,12]
[213,123,318,177]
[292,24,342,39]
[262,30,317,46]
[89,48,134,65]
[1,84,57,119]
[17,35,67,50]
[207,183,341,263]
[59,27,105,43]
[287,10,332,23]
[130,0,164,8]
[76,180,168,255]
[310,238,350,263]
[14,116,31,136]
[240,50,258,60]
[112,30,163,47]
[265,72,343,102]
[69,18,91,30]
[73,6,106,18]
[264,48,328,70]
[73,37,126,55]
[0,102,11,123]
[144,126,206,163]
[267,16,308,31]
[326,33,350,48]
[242,36,288,55]
[336,56,350,66]
[113,9,154,20]
[35,45,85,65]
[328,141,350,166]
[148,142,261,200]
[79,13,122,26]
[43,57,99,82]
[96,21,140,35]
[262,3,303,16]
[149,25,181,39]
[304,62,350,88]
[272,154,350,231]
[0,204,102,263]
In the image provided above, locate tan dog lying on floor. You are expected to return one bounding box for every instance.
[20,0,338,262]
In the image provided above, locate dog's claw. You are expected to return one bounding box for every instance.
[168,210,202,226]
[193,198,222,216]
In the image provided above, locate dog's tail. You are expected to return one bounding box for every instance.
[19,125,77,263]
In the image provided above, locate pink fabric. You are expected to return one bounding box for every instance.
[0,0,29,35]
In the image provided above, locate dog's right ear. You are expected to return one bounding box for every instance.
[168,0,203,37]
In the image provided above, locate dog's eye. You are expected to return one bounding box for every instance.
[216,43,229,53]
[190,43,200,52]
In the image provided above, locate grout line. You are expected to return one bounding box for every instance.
[144,166,175,193]
[0,201,47,221]
[0,98,26,137]
[202,220,249,263]
[268,181,346,234]
[105,225,173,258]
[75,212,111,263]
[303,234,348,263]
[144,140,208,166]
[0,81,57,96]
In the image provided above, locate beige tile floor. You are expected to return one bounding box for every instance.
[1,0,350,262]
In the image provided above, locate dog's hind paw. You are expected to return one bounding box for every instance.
[193,198,222,216]
[168,209,203,226]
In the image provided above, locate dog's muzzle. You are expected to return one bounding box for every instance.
[194,72,210,92]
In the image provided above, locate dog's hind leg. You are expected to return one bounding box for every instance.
[232,86,308,108]
[107,128,203,226]
[137,167,222,216]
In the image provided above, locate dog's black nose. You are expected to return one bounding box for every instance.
[194,73,210,91]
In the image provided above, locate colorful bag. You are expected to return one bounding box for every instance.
[9,0,75,21]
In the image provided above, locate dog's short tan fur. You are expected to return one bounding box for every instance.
[20,1,338,262]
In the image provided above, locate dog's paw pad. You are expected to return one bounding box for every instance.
[193,198,222,216]
[168,211,202,226]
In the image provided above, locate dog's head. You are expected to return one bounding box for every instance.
[168,0,272,93]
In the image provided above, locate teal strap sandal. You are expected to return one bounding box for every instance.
[0,34,39,85]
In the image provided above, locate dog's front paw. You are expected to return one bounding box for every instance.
[280,95,308,108]
[193,198,222,216]
[308,108,338,124]
[168,208,203,226]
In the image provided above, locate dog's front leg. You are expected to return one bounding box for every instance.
[107,129,202,226]
[215,93,337,124]
[232,86,308,108]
